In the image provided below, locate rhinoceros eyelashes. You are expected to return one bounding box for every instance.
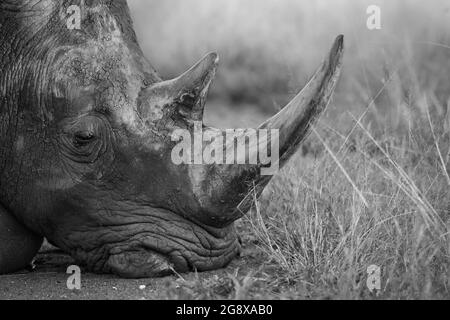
[74,131,95,145]
[66,129,99,155]
[73,131,96,147]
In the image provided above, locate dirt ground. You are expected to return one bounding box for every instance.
[0,251,249,300]
[0,235,267,300]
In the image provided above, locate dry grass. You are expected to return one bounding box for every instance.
[243,61,450,299]
[246,117,449,299]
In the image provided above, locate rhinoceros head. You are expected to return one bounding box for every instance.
[0,0,343,277]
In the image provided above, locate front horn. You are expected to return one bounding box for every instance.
[194,35,344,224]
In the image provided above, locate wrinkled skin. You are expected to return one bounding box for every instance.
[0,0,344,278]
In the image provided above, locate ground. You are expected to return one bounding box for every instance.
[0,231,269,300]
[0,252,241,300]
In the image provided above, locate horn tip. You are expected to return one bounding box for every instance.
[205,52,220,65]
[327,35,344,71]
[333,35,344,54]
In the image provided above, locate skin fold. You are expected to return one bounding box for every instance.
[0,0,344,278]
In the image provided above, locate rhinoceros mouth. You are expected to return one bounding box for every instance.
[106,248,175,278]
[104,231,240,278]
[65,206,241,278]
[105,235,240,279]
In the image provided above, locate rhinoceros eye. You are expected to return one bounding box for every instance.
[73,131,96,147]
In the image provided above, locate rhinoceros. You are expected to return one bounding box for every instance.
[0,0,343,278]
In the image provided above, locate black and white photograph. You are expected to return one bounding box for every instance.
[0,0,449,302]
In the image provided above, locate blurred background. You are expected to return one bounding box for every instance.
[129,0,450,134]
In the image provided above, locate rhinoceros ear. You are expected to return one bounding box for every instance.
[138,53,218,124]
[171,53,219,121]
